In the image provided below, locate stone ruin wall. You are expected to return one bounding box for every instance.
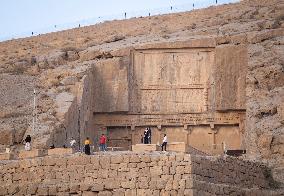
[0,152,281,196]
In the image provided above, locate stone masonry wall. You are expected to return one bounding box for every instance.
[0,152,280,196]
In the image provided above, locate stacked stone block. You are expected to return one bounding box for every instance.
[0,152,281,195]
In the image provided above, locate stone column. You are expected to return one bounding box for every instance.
[184,124,190,146]
[208,124,217,154]
[131,125,135,146]
[239,113,246,149]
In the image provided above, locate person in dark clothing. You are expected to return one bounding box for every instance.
[49,144,55,149]
[84,137,91,155]
[148,127,152,144]
[25,135,31,143]
[24,135,32,151]
[144,128,149,144]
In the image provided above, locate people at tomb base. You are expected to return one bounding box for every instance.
[70,137,76,151]
[161,134,168,151]
[143,128,149,144]
[84,137,91,155]
[99,134,107,151]
[49,144,55,149]
[143,127,152,144]
[148,127,152,144]
[24,135,31,151]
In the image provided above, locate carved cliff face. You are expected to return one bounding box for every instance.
[90,41,247,155]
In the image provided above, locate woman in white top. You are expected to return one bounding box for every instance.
[161,134,167,151]
[70,137,76,151]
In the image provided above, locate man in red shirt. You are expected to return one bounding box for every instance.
[99,134,107,151]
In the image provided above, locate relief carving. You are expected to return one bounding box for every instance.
[92,43,247,153]
[130,48,214,114]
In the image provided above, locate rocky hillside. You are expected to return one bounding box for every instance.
[0,0,283,182]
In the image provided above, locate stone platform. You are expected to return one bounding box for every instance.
[48,148,74,156]
[132,142,190,153]
[18,149,47,159]
[132,144,158,152]
[0,153,13,160]
[167,142,188,152]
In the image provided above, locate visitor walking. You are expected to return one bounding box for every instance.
[161,134,167,151]
[84,137,91,155]
[24,135,31,151]
[99,134,107,151]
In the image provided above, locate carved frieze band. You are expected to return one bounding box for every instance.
[93,112,245,127]
[140,84,205,90]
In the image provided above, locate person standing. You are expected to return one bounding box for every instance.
[144,128,149,144]
[24,135,31,151]
[84,137,91,155]
[161,134,168,151]
[148,127,152,144]
[99,134,107,151]
[140,135,144,144]
[70,137,77,151]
